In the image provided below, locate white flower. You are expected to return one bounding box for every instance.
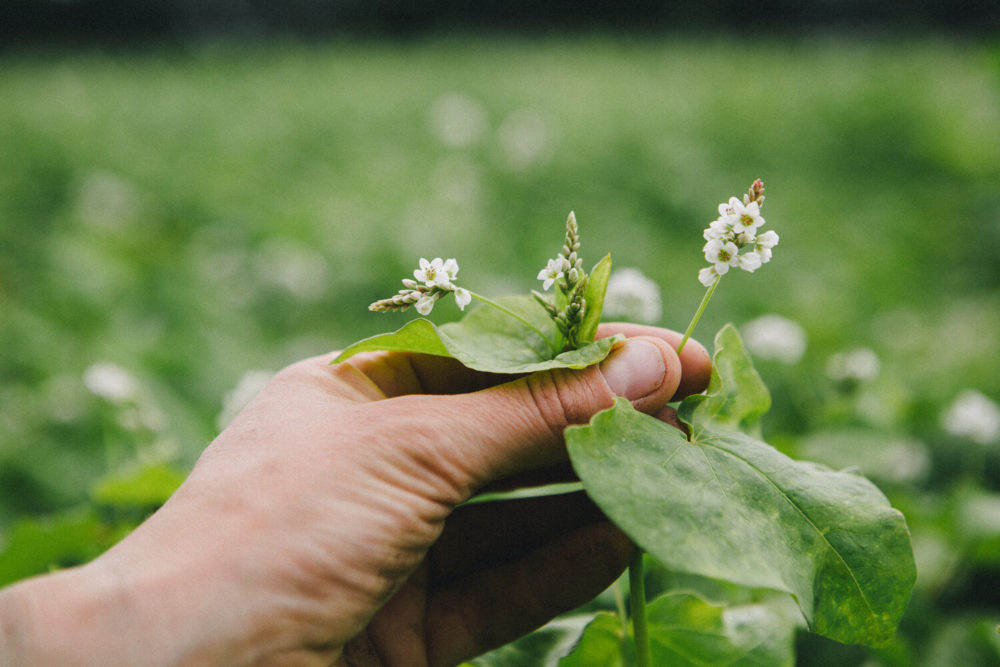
[826,347,881,382]
[718,199,736,217]
[83,362,139,403]
[698,266,720,287]
[537,257,567,290]
[603,268,662,323]
[703,218,731,241]
[415,294,438,315]
[414,258,454,288]
[442,258,460,283]
[703,239,739,274]
[742,314,807,364]
[454,287,472,310]
[755,230,779,264]
[756,229,779,248]
[941,390,1000,445]
[738,251,763,273]
[724,197,765,235]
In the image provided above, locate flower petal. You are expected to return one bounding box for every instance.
[698,266,718,287]
[454,287,471,310]
[415,295,436,315]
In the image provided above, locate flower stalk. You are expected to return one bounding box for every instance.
[676,273,720,355]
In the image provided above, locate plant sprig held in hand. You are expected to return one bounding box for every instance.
[338,180,915,667]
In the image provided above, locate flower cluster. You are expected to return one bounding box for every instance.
[698,179,779,287]
[533,212,589,349]
[369,257,471,315]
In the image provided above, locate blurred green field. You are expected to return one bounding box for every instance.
[1,35,999,664]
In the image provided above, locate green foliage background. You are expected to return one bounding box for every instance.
[1,35,999,664]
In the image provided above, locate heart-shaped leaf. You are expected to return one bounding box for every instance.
[566,327,916,648]
[335,295,622,374]
[679,323,771,437]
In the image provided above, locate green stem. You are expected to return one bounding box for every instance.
[630,550,652,667]
[469,291,559,354]
[677,275,721,355]
[612,580,629,662]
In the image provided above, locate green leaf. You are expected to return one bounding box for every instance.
[679,323,771,438]
[333,318,451,359]
[646,592,796,666]
[559,612,629,667]
[578,254,612,344]
[566,326,916,648]
[335,295,622,373]
[91,462,187,508]
[0,508,108,586]
[467,614,603,666]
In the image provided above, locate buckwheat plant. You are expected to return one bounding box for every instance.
[337,180,915,667]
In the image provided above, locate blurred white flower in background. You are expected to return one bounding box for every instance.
[603,268,662,324]
[74,169,143,230]
[879,439,932,484]
[83,362,139,403]
[430,156,483,207]
[497,108,552,170]
[216,370,273,431]
[826,347,881,382]
[428,92,488,148]
[741,314,807,364]
[253,240,330,303]
[941,390,1000,445]
[801,429,930,485]
[956,493,1000,538]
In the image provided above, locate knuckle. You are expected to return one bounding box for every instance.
[524,367,607,439]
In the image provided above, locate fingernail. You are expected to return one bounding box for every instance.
[599,340,666,400]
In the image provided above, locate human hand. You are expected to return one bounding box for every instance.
[0,323,710,666]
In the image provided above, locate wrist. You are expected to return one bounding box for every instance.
[0,563,136,665]
[0,541,274,666]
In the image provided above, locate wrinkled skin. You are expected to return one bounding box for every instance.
[0,323,710,666]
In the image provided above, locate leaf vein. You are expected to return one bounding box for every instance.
[699,436,878,624]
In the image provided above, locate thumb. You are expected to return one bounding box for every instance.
[400,337,681,492]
